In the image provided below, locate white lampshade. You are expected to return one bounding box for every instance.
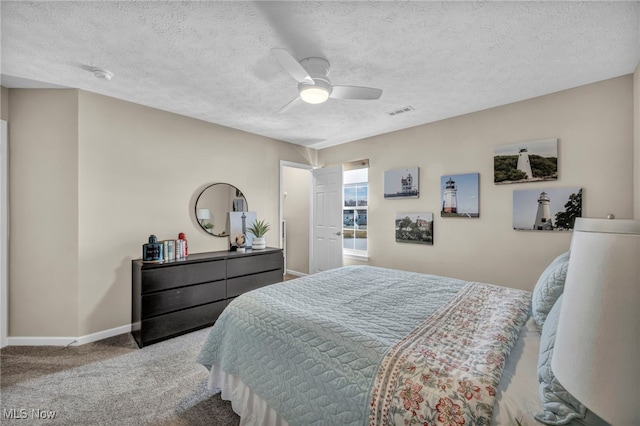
[196,208,211,220]
[552,218,640,425]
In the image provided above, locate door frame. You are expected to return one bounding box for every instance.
[1,120,8,348]
[279,160,314,275]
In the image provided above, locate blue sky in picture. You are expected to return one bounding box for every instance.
[493,138,557,157]
[440,173,479,215]
[513,186,581,230]
[384,167,419,195]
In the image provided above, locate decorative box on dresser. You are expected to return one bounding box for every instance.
[132,247,284,348]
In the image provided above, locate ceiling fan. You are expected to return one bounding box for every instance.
[272,48,383,113]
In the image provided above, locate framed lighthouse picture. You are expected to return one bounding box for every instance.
[441,173,479,218]
[384,167,419,199]
[513,187,582,231]
[494,138,558,185]
[395,212,434,245]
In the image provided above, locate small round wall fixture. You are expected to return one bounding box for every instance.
[92,67,113,80]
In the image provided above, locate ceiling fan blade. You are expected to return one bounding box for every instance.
[272,48,313,84]
[277,96,302,114]
[330,85,383,100]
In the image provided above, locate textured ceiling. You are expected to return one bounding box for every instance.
[1,1,639,149]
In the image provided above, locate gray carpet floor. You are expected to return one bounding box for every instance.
[0,327,240,425]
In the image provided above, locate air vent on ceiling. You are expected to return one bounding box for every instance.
[387,106,414,116]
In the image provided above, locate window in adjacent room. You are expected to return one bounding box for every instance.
[343,160,369,259]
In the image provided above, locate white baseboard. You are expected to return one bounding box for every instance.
[285,269,307,277]
[7,336,78,346]
[6,324,132,347]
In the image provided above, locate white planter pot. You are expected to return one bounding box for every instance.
[252,237,266,250]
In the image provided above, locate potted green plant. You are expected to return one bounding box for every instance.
[204,222,214,233]
[247,219,270,249]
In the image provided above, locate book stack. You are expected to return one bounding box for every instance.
[162,239,188,261]
[162,240,175,261]
[142,233,188,263]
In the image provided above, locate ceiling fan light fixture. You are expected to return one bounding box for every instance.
[299,85,329,104]
[274,49,381,112]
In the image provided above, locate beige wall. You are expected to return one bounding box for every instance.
[9,89,315,337]
[282,166,311,274]
[5,74,636,338]
[319,75,635,290]
[8,89,80,336]
[1,87,8,121]
[634,63,639,220]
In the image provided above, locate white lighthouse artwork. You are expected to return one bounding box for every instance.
[440,173,480,218]
[442,177,458,213]
[517,148,533,179]
[494,138,558,185]
[383,167,419,198]
[513,186,581,231]
[534,191,553,230]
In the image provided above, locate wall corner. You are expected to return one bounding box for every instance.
[634,62,640,220]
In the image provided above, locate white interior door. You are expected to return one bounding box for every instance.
[311,165,343,273]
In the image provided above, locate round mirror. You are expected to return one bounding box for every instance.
[195,183,248,237]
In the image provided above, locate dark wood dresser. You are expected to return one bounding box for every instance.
[131,247,283,347]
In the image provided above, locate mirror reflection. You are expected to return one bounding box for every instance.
[195,183,248,237]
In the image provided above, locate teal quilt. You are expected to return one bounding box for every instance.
[196,265,530,426]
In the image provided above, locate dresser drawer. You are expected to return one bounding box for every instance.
[227,269,283,298]
[141,280,226,319]
[142,260,226,293]
[141,300,226,344]
[227,252,283,278]
[132,248,284,348]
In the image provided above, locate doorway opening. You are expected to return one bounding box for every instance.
[279,161,313,277]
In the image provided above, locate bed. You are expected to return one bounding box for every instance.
[197,262,606,426]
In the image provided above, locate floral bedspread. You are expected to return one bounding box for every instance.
[368,282,531,426]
